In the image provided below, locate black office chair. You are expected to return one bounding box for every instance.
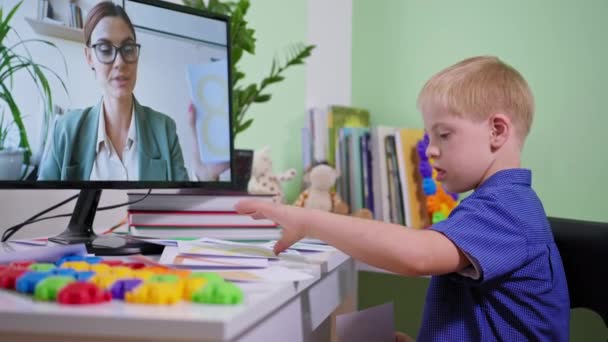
[548,216,608,326]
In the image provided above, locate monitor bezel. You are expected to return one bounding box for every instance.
[0,0,235,190]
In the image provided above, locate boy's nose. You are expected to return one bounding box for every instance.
[426,145,439,159]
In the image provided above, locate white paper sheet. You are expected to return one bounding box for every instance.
[159,246,268,269]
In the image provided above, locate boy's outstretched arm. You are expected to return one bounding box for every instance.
[235,200,470,276]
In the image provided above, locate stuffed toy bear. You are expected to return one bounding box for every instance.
[294,163,373,219]
[247,146,296,203]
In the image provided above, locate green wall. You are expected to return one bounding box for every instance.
[352,1,608,340]
[236,0,308,203]
[351,0,608,222]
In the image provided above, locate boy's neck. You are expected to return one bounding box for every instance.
[480,144,522,185]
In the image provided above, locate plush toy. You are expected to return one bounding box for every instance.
[294,163,373,219]
[247,146,296,203]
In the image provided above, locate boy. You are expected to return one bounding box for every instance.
[236,56,570,341]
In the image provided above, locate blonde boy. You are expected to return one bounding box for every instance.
[236,56,570,341]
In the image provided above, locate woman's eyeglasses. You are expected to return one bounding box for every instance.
[90,42,141,64]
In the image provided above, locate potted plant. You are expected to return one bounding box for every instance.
[183,0,315,188]
[0,108,23,179]
[0,1,67,179]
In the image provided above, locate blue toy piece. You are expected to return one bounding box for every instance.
[55,255,86,266]
[83,256,103,264]
[16,271,53,294]
[422,177,437,195]
[74,271,96,282]
[52,268,77,277]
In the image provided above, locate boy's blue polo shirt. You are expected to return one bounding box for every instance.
[418,169,570,341]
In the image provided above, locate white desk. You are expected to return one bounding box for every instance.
[0,244,356,342]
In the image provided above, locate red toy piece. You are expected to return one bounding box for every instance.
[9,260,36,268]
[0,268,29,290]
[123,262,146,270]
[100,260,123,266]
[57,282,112,305]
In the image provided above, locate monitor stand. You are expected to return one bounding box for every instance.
[48,189,164,256]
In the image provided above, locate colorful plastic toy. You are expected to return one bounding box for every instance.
[125,282,182,305]
[416,133,459,225]
[60,261,91,272]
[1,256,244,307]
[34,276,75,301]
[189,272,223,283]
[16,271,53,294]
[191,281,243,305]
[57,282,112,305]
[28,263,56,272]
[183,277,208,300]
[0,268,29,290]
[110,279,143,300]
[55,255,86,266]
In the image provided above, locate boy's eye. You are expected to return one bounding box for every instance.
[439,132,450,140]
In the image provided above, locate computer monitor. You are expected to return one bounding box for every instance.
[0,0,234,254]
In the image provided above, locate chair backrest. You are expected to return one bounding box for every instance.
[548,216,608,326]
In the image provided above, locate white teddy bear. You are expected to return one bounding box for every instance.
[247,146,296,203]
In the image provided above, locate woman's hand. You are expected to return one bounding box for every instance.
[235,199,307,254]
[187,102,196,128]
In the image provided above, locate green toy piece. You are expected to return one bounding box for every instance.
[34,276,75,301]
[432,211,447,224]
[191,281,243,305]
[28,263,56,272]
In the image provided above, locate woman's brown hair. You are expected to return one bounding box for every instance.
[84,1,136,46]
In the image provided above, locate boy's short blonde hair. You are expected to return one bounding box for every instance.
[418,56,534,139]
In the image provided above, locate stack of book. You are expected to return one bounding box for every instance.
[303,105,431,228]
[125,191,280,240]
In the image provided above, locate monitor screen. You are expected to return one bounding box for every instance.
[0,0,233,189]
[0,0,234,253]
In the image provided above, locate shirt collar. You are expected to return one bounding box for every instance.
[96,101,137,155]
[477,168,532,190]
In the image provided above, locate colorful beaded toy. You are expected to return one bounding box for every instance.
[416,133,459,225]
[0,255,243,306]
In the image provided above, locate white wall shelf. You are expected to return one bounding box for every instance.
[25,17,84,44]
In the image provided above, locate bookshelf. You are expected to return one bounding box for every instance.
[28,0,92,44]
[25,17,84,44]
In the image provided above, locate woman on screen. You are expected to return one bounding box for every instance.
[38,1,189,181]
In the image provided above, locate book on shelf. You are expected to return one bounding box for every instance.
[126,191,274,212]
[128,210,278,228]
[127,226,282,240]
[327,105,371,166]
[394,128,430,229]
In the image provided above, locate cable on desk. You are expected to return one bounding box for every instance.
[1,189,152,242]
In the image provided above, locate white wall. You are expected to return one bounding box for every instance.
[305,0,352,108]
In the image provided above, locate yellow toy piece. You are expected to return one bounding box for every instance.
[183,277,208,300]
[125,282,182,305]
[60,261,91,272]
[89,274,121,290]
[109,266,134,278]
[132,269,155,281]
[90,263,112,274]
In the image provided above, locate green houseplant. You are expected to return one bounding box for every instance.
[183,0,315,139]
[0,1,67,177]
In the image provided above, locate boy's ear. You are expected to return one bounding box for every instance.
[489,113,510,150]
